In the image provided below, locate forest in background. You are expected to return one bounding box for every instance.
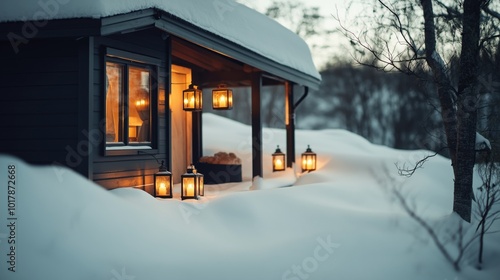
[204,0,500,158]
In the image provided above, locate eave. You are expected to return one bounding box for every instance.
[0,8,320,89]
[100,8,321,89]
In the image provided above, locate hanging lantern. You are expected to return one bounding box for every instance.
[212,84,233,110]
[181,165,198,200]
[154,161,172,198]
[272,145,286,172]
[301,145,317,172]
[183,84,203,111]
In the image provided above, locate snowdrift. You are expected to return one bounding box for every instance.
[0,113,498,280]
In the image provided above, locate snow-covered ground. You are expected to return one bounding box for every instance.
[1,113,498,280]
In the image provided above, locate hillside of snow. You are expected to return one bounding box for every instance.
[0,113,499,280]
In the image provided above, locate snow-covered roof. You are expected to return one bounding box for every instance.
[0,0,321,84]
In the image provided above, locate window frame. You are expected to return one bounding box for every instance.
[103,48,161,156]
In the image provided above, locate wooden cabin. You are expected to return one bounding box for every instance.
[0,0,320,194]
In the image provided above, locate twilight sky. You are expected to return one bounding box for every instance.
[238,0,362,68]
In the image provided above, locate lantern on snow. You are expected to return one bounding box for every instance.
[154,161,172,198]
[196,167,205,196]
[301,145,317,172]
[181,165,199,200]
[272,145,286,172]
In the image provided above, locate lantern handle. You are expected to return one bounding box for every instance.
[274,145,283,153]
[159,160,168,172]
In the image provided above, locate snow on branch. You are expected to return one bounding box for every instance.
[475,132,492,152]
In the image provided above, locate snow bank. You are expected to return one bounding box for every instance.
[0,0,320,81]
[1,114,499,280]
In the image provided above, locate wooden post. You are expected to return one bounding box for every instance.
[285,81,295,168]
[192,111,202,164]
[165,35,173,172]
[191,71,202,165]
[77,36,94,179]
[251,72,263,179]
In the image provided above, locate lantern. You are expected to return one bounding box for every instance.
[183,84,202,111]
[272,145,286,172]
[197,170,205,196]
[181,165,198,200]
[301,145,317,172]
[191,165,204,196]
[154,161,172,198]
[212,84,233,110]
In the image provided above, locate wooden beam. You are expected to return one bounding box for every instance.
[155,14,321,89]
[171,37,243,72]
[192,71,203,165]
[165,35,173,171]
[285,81,295,168]
[251,72,263,179]
[192,111,203,164]
[199,71,250,85]
[77,36,94,179]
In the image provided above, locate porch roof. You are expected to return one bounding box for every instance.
[0,0,321,89]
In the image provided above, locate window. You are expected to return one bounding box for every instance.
[104,49,159,153]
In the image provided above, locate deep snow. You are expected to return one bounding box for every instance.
[0,113,499,280]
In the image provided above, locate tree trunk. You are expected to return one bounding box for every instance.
[420,0,482,222]
[453,0,482,222]
[420,0,458,168]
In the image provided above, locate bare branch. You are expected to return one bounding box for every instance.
[435,0,462,19]
[333,5,426,75]
[396,146,448,177]
[480,34,500,48]
[378,0,418,55]
[482,4,500,20]
[390,184,461,271]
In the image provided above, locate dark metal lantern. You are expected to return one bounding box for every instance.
[301,145,317,172]
[154,161,173,198]
[272,145,286,172]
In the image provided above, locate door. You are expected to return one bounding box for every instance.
[171,65,193,183]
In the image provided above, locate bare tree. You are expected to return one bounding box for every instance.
[474,153,500,269]
[301,62,440,150]
[264,0,335,60]
[374,166,476,272]
[338,0,500,222]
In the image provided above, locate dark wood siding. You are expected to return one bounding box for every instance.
[0,39,83,172]
[92,29,170,194]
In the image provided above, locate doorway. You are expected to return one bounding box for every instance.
[171,65,193,183]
